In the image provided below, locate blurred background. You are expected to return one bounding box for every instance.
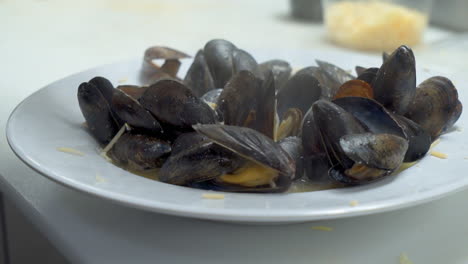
[1,0,467,263]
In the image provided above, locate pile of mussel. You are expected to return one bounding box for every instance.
[77,39,462,193]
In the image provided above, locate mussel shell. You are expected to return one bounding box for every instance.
[303,153,330,182]
[443,100,463,133]
[217,70,275,138]
[301,105,332,181]
[108,133,172,171]
[200,88,223,107]
[183,50,216,98]
[333,80,374,100]
[232,49,263,79]
[339,133,408,170]
[311,100,367,169]
[89,76,115,104]
[393,115,431,162]
[159,133,243,185]
[117,85,147,100]
[77,82,119,145]
[276,108,303,140]
[373,45,416,115]
[111,89,163,134]
[279,136,304,181]
[259,59,292,91]
[331,133,408,185]
[141,46,190,84]
[139,79,217,129]
[193,124,296,178]
[355,66,367,76]
[301,106,323,156]
[333,97,406,138]
[204,39,237,88]
[276,69,321,118]
[405,76,461,139]
[315,60,355,99]
[357,67,379,86]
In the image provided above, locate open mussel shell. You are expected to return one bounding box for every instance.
[405,76,462,139]
[204,39,237,88]
[333,80,374,100]
[276,68,321,119]
[200,88,223,108]
[315,60,355,99]
[194,124,295,177]
[111,89,163,134]
[333,97,406,138]
[183,50,216,98]
[192,124,295,192]
[259,59,292,91]
[332,97,430,163]
[217,70,275,138]
[141,46,190,84]
[77,82,119,145]
[276,108,303,140]
[159,133,243,185]
[108,132,172,171]
[311,100,367,169]
[139,78,217,129]
[332,133,408,185]
[373,45,416,115]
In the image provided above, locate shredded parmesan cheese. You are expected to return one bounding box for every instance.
[311,226,333,231]
[349,200,359,207]
[456,127,464,132]
[399,253,414,264]
[324,1,428,51]
[118,78,128,83]
[430,138,441,149]
[57,147,84,156]
[201,193,225,200]
[430,151,448,159]
[95,173,107,183]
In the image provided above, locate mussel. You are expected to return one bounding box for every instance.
[77,40,463,193]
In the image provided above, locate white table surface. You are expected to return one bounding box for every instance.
[1,0,468,263]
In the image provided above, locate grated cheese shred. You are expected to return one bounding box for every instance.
[201,193,225,200]
[430,151,448,159]
[57,147,85,156]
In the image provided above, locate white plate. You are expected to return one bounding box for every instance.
[6,49,468,224]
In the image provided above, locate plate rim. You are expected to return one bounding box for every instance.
[6,55,468,223]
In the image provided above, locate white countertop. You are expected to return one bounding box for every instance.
[1,0,468,263]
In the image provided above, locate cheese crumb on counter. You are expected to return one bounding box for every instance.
[324,1,428,51]
[349,200,359,207]
[399,253,414,264]
[311,226,333,231]
[430,151,448,159]
[57,147,85,156]
[201,193,225,200]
